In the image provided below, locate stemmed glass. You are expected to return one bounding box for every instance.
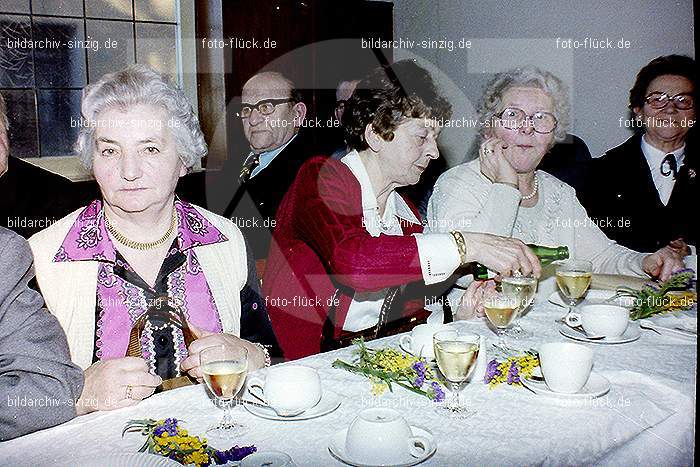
[483,292,521,357]
[433,330,480,419]
[555,259,593,324]
[201,344,249,438]
[501,274,538,338]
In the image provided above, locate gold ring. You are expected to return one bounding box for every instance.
[125,385,133,400]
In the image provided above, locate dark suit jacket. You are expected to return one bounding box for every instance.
[579,133,697,252]
[225,132,316,260]
[538,134,593,197]
[263,156,426,360]
[0,157,95,238]
[0,227,83,440]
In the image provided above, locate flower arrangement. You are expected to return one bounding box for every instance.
[484,351,539,389]
[332,338,446,401]
[123,418,256,466]
[616,269,696,320]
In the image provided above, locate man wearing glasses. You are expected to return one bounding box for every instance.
[223,71,313,259]
[581,55,696,254]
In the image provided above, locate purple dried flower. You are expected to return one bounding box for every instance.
[431,381,446,402]
[413,374,426,388]
[484,359,500,384]
[214,445,257,464]
[412,361,427,378]
[506,361,520,385]
[154,418,179,437]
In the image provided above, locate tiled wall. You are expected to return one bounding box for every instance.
[0,0,180,158]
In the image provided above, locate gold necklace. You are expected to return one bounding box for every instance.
[105,208,177,251]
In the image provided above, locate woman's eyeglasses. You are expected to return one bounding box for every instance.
[496,107,558,134]
[644,92,694,110]
[238,98,294,119]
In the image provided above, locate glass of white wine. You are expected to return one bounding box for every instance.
[501,274,538,338]
[555,259,593,324]
[202,344,249,438]
[433,330,480,419]
[483,292,521,357]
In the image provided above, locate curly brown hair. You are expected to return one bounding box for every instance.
[342,60,452,151]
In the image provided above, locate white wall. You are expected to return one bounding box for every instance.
[392,0,695,166]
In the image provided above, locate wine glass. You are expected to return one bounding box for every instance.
[433,330,480,419]
[555,259,593,324]
[501,274,538,338]
[201,344,249,438]
[483,292,521,357]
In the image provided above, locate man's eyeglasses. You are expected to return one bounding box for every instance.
[496,107,558,134]
[644,92,694,111]
[238,98,294,119]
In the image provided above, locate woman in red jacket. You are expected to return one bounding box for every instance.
[263,60,541,360]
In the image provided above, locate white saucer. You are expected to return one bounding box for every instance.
[243,389,341,421]
[548,290,636,308]
[521,372,611,399]
[559,322,641,344]
[398,341,435,363]
[240,451,297,467]
[328,425,436,467]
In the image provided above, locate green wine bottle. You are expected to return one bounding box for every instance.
[472,244,569,280]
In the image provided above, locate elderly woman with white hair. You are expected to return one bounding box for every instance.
[29,65,279,414]
[427,66,685,320]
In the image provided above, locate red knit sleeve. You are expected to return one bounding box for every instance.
[290,157,424,292]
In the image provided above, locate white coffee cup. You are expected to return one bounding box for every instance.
[399,323,450,360]
[539,342,594,393]
[565,304,629,338]
[345,408,432,465]
[247,365,321,416]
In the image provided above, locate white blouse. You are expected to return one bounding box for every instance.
[340,151,461,331]
[425,159,649,317]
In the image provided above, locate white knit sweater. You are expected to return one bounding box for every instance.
[425,160,649,315]
[29,204,247,369]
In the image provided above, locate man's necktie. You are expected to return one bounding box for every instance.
[239,153,261,183]
[660,154,678,179]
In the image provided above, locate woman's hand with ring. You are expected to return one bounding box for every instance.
[479,137,518,186]
[642,246,686,281]
[180,323,267,383]
[76,357,162,415]
[460,232,542,278]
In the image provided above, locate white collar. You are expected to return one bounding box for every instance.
[641,134,685,170]
[340,150,420,236]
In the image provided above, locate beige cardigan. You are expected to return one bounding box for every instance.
[29,204,246,369]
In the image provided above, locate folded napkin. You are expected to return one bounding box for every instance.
[641,310,697,339]
[591,274,649,291]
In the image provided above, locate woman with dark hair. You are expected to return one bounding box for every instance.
[263,60,542,360]
[582,55,696,255]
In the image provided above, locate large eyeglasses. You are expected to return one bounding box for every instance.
[644,92,694,110]
[238,98,294,119]
[496,107,558,134]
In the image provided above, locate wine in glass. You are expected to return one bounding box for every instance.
[501,274,538,338]
[433,330,480,419]
[555,259,593,323]
[483,292,520,357]
[202,344,249,438]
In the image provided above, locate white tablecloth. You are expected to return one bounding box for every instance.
[1,295,696,466]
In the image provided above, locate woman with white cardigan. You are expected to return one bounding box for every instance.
[427,66,685,320]
[30,65,278,414]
